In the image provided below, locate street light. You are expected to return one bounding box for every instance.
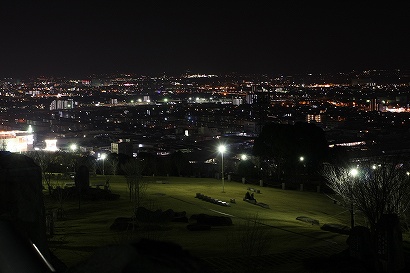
[299,156,306,184]
[218,145,226,193]
[241,154,248,161]
[101,153,107,175]
[70,144,77,152]
[69,144,77,173]
[350,168,358,177]
[349,167,359,228]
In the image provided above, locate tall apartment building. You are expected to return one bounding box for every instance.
[111,139,133,157]
[50,99,74,110]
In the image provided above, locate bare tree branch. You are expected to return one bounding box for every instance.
[121,158,147,208]
[322,157,410,231]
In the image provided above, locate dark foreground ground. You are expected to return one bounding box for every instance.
[50,237,410,273]
[201,244,410,273]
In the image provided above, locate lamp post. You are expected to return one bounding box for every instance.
[299,156,305,171]
[101,153,107,175]
[218,145,226,193]
[69,144,77,173]
[70,144,77,152]
[240,154,247,184]
[349,167,358,229]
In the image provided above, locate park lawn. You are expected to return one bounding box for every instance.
[45,175,363,268]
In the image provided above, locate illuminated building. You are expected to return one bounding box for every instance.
[0,130,34,153]
[44,139,58,151]
[111,139,133,157]
[306,114,322,123]
[369,98,378,111]
[50,99,74,110]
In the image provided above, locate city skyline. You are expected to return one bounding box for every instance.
[1,1,409,78]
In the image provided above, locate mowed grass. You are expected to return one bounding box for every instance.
[44,175,360,268]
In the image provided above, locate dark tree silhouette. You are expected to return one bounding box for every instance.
[121,158,147,208]
[75,165,90,191]
[75,165,89,210]
[138,152,157,176]
[24,150,62,193]
[237,159,258,179]
[253,122,328,181]
[76,155,97,176]
[108,156,120,175]
[172,150,189,176]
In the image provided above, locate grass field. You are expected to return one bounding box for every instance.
[44,175,371,269]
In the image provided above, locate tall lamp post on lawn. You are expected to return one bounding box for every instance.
[70,143,77,153]
[299,156,305,184]
[349,167,358,229]
[69,144,78,173]
[101,153,107,176]
[218,145,226,193]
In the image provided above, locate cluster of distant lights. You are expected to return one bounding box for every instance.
[386,107,409,113]
[185,74,218,78]
[349,165,410,177]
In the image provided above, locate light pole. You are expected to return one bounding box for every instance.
[349,167,358,229]
[70,143,77,152]
[218,145,226,193]
[69,144,77,173]
[101,153,107,175]
[299,156,305,185]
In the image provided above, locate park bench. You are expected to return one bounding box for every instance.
[195,193,231,207]
[247,187,261,194]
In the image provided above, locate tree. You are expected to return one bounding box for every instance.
[0,139,7,151]
[171,151,188,176]
[121,158,147,208]
[77,154,97,176]
[322,157,410,231]
[253,122,328,181]
[25,150,61,193]
[138,152,157,176]
[225,213,271,259]
[75,165,90,210]
[108,156,120,175]
[236,158,258,179]
[75,165,90,191]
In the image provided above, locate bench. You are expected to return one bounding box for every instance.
[296,216,320,225]
[247,187,261,194]
[195,193,231,207]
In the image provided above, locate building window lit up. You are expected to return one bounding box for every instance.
[306,114,321,123]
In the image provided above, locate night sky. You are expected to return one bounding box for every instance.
[1,1,409,78]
